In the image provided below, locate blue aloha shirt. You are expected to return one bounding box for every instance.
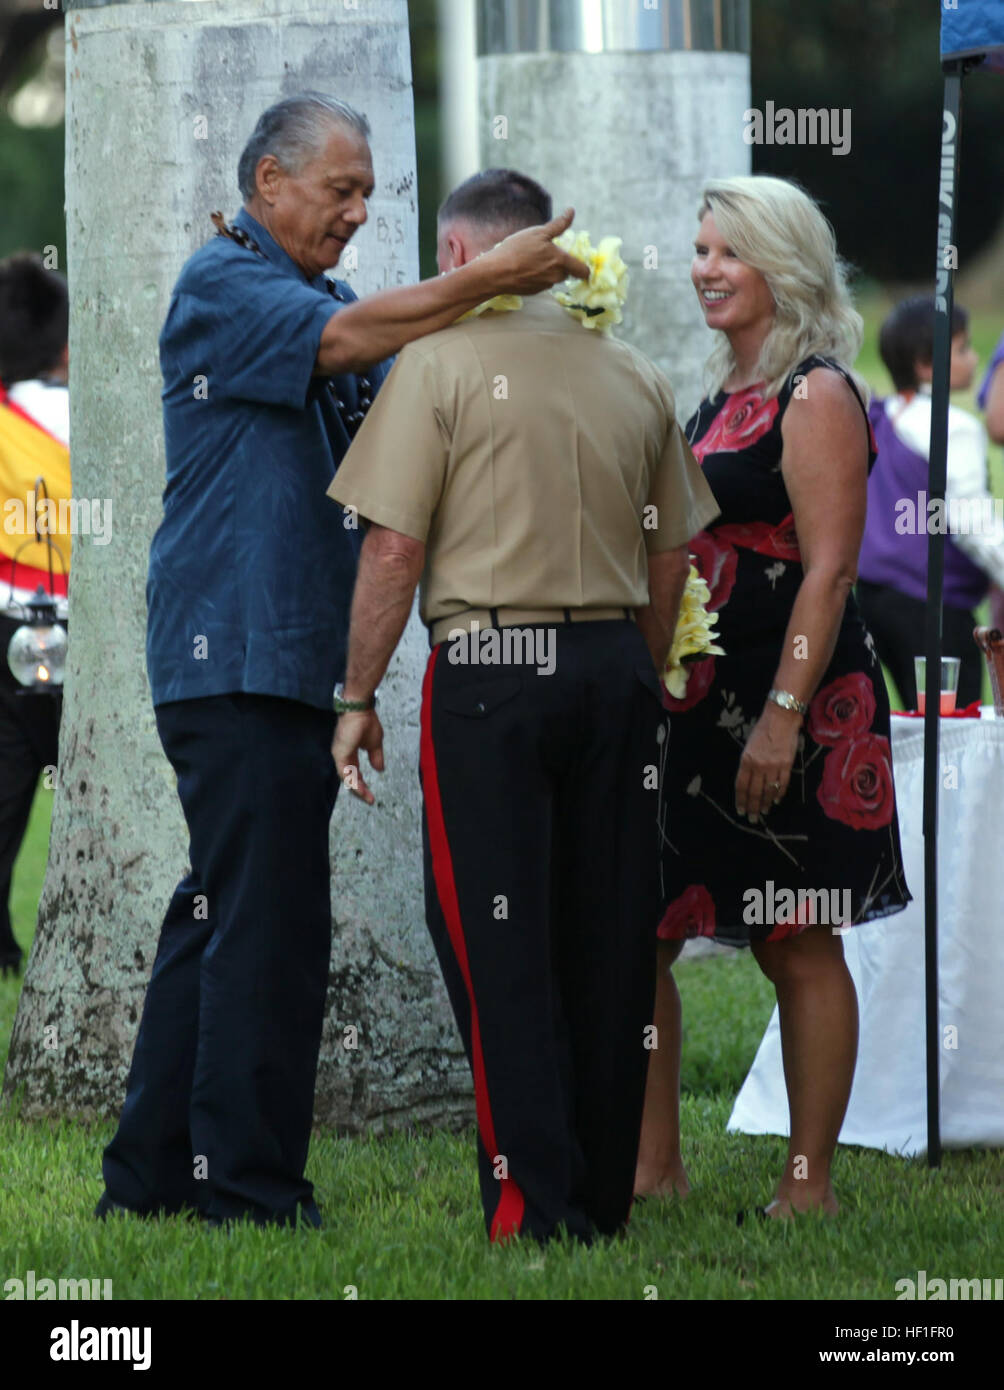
[147,207,390,711]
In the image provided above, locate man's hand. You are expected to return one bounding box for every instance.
[315,210,589,374]
[332,709,385,805]
[485,208,590,295]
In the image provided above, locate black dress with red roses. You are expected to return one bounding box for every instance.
[657,355,911,946]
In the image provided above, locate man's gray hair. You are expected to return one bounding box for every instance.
[237,92,371,200]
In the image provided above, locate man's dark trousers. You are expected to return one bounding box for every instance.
[101,693,337,1226]
[419,619,667,1244]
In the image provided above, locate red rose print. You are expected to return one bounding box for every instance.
[661,654,717,713]
[817,734,895,831]
[716,513,802,562]
[657,884,716,940]
[766,514,802,561]
[765,915,810,944]
[691,425,722,465]
[689,530,738,611]
[763,889,818,942]
[691,388,779,463]
[808,673,877,746]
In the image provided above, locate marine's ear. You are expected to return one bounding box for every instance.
[438,221,475,273]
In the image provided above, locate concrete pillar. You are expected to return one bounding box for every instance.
[477,0,752,418]
[437,0,479,191]
[4,0,472,1133]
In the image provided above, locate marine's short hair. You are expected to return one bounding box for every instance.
[438,168,552,239]
[0,253,69,386]
[879,295,969,393]
[237,92,370,201]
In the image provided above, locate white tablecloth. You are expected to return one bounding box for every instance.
[728,711,1004,1156]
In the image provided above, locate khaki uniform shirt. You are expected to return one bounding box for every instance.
[327,292,719,624]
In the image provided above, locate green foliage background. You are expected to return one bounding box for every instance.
[0,112,65,271]
[751,0,1004,289]
[2,2,1002,288]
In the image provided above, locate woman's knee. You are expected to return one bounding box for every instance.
[752,926,845,987]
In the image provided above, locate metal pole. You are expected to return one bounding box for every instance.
[923,59,965,1169]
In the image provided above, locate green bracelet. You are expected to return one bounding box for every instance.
[333,684,378,714]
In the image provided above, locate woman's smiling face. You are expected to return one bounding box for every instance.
[691,211,776,336]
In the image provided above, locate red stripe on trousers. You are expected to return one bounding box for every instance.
[419,644,526,1242]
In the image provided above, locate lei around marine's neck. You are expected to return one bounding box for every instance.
[459,232,629,334]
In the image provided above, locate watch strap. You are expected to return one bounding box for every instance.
[767,688,808,716]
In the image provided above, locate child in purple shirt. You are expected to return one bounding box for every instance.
[857,297,1004,708]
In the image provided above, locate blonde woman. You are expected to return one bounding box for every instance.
[635,176,910,1218]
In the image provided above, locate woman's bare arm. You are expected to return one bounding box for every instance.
[772,368,870,702]
[735,368,870,820]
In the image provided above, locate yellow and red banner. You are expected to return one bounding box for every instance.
[0,383,71,607]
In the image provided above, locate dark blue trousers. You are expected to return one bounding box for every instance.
[101,693,337,1226]
[419,621,666,1244]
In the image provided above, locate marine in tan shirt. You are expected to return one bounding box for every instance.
[328,287,716,638]
[328,168,718,1248]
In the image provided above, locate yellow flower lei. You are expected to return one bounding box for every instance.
[662,564,725,700]
[456,292,524,322]
[455,230,629,330]
[551,231,629,334]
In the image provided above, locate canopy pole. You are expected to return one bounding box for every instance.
[923,58,965,1169]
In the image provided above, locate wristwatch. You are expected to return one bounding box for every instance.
[333,684,378,714]
[767,688,808,716]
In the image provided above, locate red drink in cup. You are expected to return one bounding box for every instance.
[914,656,961,715]
[917,690,958,715]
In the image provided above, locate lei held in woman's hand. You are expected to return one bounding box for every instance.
[662,565,725,699]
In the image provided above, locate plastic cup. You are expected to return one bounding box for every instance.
[914,656,960,714]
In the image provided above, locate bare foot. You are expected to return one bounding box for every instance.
[763,1187,839,1219]
[633,1166,691,1199]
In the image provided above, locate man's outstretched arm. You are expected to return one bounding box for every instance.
[332,522,425,804]
[315,209,589,374]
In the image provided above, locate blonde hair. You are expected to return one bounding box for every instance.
[697,175,867,402]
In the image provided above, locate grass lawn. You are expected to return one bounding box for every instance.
[2,786,1001,1302]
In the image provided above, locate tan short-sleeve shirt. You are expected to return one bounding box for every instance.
[328,292,719,624]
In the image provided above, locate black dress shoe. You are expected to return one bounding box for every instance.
[94,1192,136,1220]
[0,945,23,979]
[202,1202,323,1231]
[95,1192,207,1221]
[736,1206,770,1227]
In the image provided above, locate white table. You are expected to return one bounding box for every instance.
[728,711,1004,1156]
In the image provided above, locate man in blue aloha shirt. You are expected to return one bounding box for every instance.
[96,93,586,1230]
